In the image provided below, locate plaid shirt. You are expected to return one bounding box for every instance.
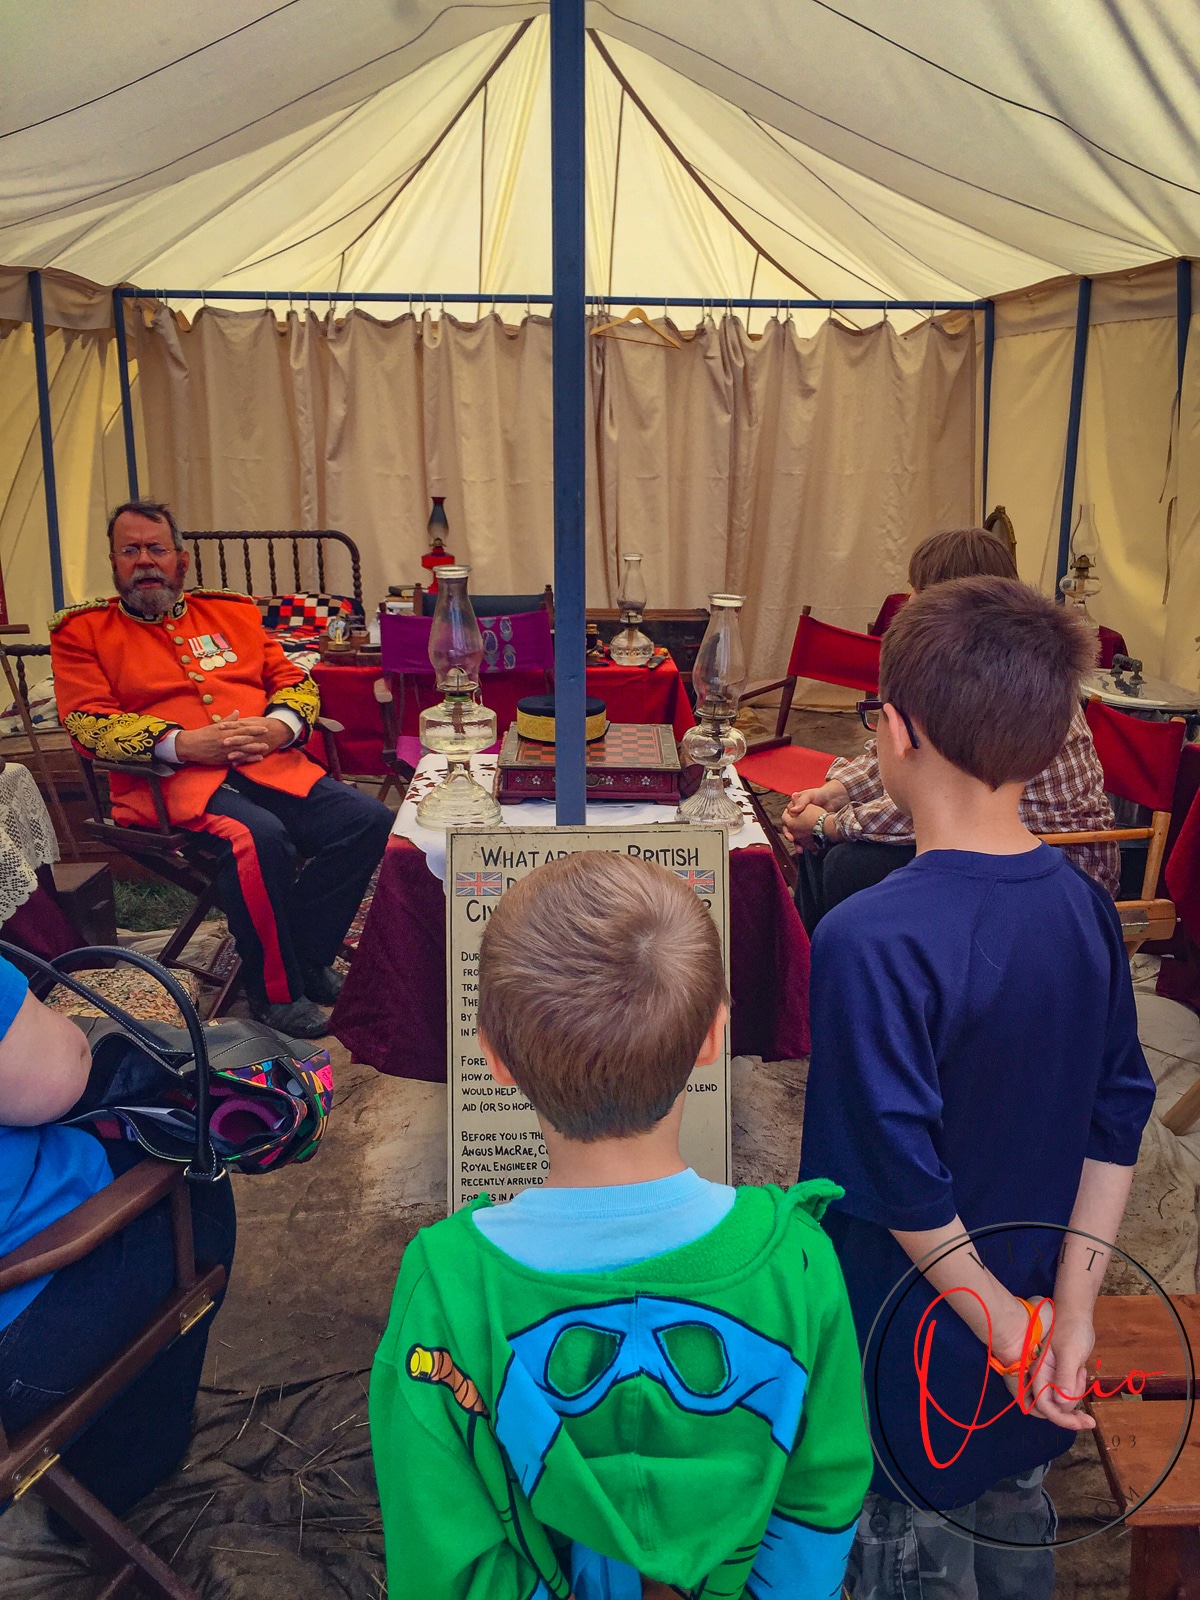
[828,708,1120,895]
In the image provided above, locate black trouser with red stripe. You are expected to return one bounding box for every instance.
[194,772,393,1006]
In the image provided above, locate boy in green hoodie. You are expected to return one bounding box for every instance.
[370,850,872,1600]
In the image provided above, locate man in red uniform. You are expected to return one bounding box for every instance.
[52,500,392,1038]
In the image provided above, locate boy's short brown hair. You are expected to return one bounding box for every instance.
[907,527,1017,592]
[880,576,1094,789]
[478,852,728,1141]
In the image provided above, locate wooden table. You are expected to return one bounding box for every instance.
[1091,1294,1200,1400]
[1093,1400,1200,1599]
[1089,1294,1200,1597]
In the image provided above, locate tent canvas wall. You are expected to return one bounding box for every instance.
[1,6,1198,684]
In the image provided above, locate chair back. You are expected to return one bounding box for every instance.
[869,593,908,637]
[786,611,881,693]
[1085,697,1184,814]
[418,585,553,618]
[381,609,554,675]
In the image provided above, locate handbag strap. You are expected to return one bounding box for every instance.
[0,941,219,1182]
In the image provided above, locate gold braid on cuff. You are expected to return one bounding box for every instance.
[266,674,320,737]
[64,710,174,763]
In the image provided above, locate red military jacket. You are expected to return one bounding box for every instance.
[51,589,323,828]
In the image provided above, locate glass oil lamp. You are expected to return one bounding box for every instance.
[416,566,502,828]
[609,552,654,666]
[1059,502,1101,663]
[676,594,748,831]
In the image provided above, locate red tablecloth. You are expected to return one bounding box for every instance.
[313,658,695,777]
[332,837,810,1078]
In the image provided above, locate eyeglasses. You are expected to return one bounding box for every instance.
[857,697,921,749]
[115,544,174,561]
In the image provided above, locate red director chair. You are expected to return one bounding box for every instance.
[1037,696,1184,953]
[736,607,881,798]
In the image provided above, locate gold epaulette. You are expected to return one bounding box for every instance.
[189,588,259,604]
[49,597,113,632]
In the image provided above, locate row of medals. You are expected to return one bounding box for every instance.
[190,634,238,670]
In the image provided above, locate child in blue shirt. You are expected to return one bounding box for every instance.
[799,576,1155,1600]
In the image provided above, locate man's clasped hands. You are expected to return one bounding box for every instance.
[173,710,292,767]
[780,778,849,852]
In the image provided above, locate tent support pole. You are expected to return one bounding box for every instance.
[981,300,995,515]
[1055,277,1092,591]
[550,0,587,825]
[28,272,65,613]
[113,288,140,499]
[1178,259,1192,395]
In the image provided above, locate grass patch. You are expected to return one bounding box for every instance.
[114,879,223,932]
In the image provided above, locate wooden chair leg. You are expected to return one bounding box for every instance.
[36,1461,198,1600]
[156,885,218,968]
[774,676,797,741]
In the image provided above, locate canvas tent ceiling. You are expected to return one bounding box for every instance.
[1,2,1199,301]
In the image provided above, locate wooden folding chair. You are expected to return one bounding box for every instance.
[0,1158,226,1600]
[74,717,347,1017]
[1038,696,1185,953]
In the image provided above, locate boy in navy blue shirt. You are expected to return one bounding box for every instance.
[799,576,1155,1599]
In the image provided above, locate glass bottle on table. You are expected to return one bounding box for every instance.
[610,553,654,666]
[416,567,502,828]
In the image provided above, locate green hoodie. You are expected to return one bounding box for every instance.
[370,1181,872,1599]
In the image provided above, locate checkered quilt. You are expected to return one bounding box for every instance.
[257,593,357,639]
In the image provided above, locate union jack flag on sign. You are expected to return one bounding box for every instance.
[455,871,504,898]
[674,869,716,895]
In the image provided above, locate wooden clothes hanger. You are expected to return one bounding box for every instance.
[590,306,681,348]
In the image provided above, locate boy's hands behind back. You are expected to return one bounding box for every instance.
[1010,1310,1096,1430]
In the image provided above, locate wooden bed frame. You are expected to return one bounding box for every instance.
[183,529,364,614]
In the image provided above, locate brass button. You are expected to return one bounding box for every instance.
[202,694,213,705]
[180,653,190,663]
[173,636,184,645]
[211,713,222,723]
[190,672,204,682]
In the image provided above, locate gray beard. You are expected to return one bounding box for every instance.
[118,577,183,620]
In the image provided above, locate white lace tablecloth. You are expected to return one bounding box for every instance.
[0,761,60,924]
[393,752,769,883]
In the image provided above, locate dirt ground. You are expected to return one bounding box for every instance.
[1,709,1194,1597]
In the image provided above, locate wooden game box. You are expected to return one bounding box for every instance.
[497,723,681,803]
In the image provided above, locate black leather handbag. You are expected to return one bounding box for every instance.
[0,942,333,1178]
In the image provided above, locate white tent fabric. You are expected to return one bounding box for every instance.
[1,4,1199,685]
[2,4,1198,301]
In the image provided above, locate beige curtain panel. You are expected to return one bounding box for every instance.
[130,302,975,683]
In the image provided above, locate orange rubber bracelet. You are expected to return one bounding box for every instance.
[988,1297,1051,1377]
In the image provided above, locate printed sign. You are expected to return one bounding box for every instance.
[446,824,731,1213]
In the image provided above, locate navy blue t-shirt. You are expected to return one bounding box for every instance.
[799,844,1154,1509]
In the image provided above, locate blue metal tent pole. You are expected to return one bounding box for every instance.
[1055,278,1092,591]
[549,0,587,824]
[112,288,140,499]
[1177,259,1192,395]
[28,272,65,612]
[981,300,995,514]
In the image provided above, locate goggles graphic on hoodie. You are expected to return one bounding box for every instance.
[494,1294,810,1496]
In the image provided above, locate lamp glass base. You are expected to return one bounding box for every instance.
[676,771,744,831]
[416,765,502,829]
